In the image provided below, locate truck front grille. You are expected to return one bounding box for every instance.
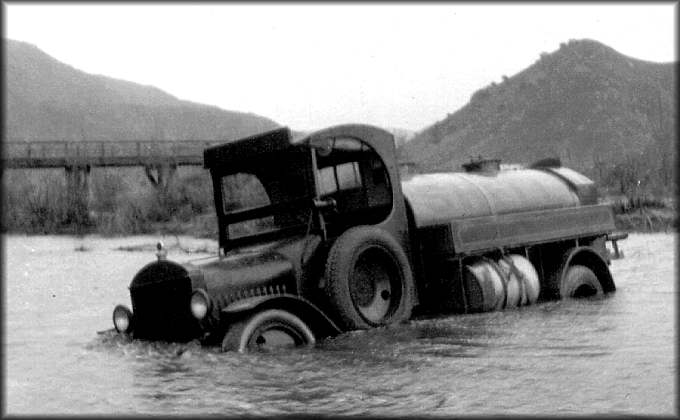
[129,261,200,342]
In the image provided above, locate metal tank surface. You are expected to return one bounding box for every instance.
[110,124,627,353]
[402,168,591,224]
[402,161,614,254]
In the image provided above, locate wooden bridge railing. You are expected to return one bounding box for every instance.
[3,140,221,169]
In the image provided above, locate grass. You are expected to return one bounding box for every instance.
[601,192,676,233]
[2,167,218,239]
[612,204,676,233]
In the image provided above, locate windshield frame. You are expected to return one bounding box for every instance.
[211,145,317,251]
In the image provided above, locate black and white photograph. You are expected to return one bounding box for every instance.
[2,2,676,416]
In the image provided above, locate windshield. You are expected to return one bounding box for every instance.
[221,173,274,238]
[217,148,314,244]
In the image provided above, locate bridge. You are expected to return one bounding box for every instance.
[3,140,219,168]
[3,140,224,224]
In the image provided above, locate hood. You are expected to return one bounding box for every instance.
[183,234,321,310]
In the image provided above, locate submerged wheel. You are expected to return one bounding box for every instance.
[560,265,604,299]
[221,309,315,353]
[324,226,415,330]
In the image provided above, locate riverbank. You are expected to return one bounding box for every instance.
[2,205,675,238]
[2,167,675,236]
[1,212,219,239]
[607,195,676,233]
[2,167,217,239]
[613,207,676,233]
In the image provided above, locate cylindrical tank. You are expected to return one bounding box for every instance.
[401,166,597,228]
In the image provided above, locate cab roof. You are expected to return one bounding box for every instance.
[203,124,395,170]
[204,127,300,169]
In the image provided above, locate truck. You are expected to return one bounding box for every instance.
[111,124,627,352]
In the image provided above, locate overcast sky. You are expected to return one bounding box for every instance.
[4,3,677,132]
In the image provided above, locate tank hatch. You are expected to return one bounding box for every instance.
[462,157,501,173]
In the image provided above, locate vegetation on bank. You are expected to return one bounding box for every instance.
[606,195,676,233]
[1,166,675,237]
[2,167,218,239]
[595,152,676,233]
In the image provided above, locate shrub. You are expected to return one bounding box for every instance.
[2,170,69,233]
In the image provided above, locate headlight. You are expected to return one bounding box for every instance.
[112,305,133,333]
[190,289,211,320]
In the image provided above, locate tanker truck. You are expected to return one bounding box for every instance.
[111,124,627,352]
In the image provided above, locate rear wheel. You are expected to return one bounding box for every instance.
[221,309,315,353]
[560,265,603,298]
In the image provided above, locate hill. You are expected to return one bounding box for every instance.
[4,39,280,142]
[401,39,676,195]
[389,127,416,149]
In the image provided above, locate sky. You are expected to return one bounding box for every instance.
[4,3,677,132]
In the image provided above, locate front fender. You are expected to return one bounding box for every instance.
[222,294,342,339]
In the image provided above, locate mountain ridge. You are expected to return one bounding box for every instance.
[401,39,676,188]
[4,38,280,142]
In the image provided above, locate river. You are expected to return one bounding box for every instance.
[3,233,676,415]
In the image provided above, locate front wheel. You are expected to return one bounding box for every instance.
[221,309,316,353]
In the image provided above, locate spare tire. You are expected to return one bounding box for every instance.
[324,226,415,330]
[463,258,506,313]
[498,254,541,306]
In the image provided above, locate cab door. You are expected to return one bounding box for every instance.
[313,136,392,237]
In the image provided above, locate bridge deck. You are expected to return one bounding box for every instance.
[2,140,221,169]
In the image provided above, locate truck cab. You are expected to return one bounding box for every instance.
[205,124,410,255]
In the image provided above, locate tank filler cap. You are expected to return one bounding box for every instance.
[462,156,501,173]
[530,157,562,169]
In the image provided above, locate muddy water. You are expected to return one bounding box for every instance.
[4,233,676,415]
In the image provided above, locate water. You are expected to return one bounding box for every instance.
[4,233,676,415]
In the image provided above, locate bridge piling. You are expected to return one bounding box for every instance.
[65,165,91,225]
[144,163,177,191]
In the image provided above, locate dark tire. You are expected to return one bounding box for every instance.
[560,265,604,299]
[221,309,315,353]
[324,226,415,330]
